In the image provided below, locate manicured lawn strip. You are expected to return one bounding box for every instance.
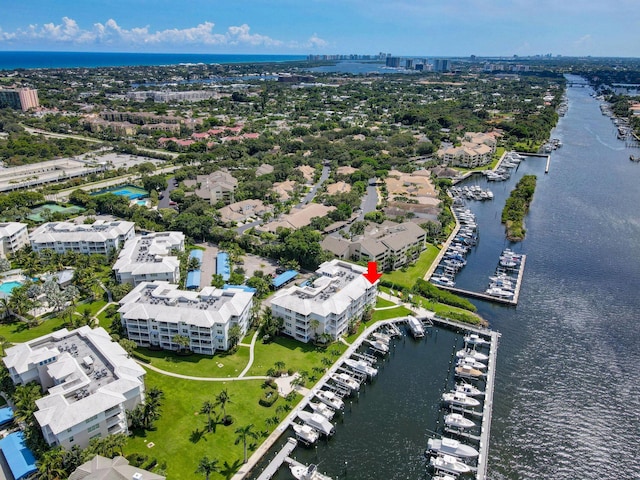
[124,371,287,480]
[246,336,334,377]
[375,296,397,308]
[0,317,66,343]
[381,245,440,290]
[136,347,251,378]
[77,299,108,317]
[371,306,412,322]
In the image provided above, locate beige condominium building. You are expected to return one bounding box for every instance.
[29,220,135,255]
[0,222,29,258]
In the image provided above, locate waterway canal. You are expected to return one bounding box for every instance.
[250,75,640,479]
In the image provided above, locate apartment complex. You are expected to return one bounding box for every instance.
[0,88,39,111]
[183,170,238,205]
[29,220,135,255]
[118,282,254,354]
[0,222,29,258]
[321,221,427,271]
[437,131,498,168]
[113,232,185,286]
[2,326,146,450]
[70,455,166,480]
[270,260,378,343]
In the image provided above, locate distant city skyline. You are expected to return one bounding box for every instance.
[0,0,637,57]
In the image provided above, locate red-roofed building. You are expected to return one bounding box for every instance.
[243,133,260,140]
[192,132,210,140]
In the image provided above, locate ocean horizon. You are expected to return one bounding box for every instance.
[0,51,307,70]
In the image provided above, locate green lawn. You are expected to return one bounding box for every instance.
[125,370,296,480]
[246,336,336,377]
[136,347,251,378]
[381,245,440,290]
[375,296,397,308]
[77,299,108,317]
[0,316,67,344]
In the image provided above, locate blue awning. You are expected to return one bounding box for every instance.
[186,270,201,289]
[217,252,230,281]
[0,431,37,480]
[272,270,299,288]
[223,284,257,293]
[189,249,204,261]
[0,407,13,426]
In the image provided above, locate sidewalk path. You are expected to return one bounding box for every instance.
[137,361,268,382]
[238,330,259,378]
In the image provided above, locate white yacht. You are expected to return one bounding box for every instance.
[427,437,479,458]
[485,286,515,298]
[444,412,476,429]
[431,276,456,287]
[297,411,335,436]
[442,391,481,408]
[292,423,320,445]
[290,463,333,480]
[330,372,360,392]
[371,331,391,345]
[464,333,489,347]
[455,364,484,379]
[344,358,378,378]
[406,315,425,338]
[457,356,486,370]
[308,401,335,420]
[367,339,390,354]
[454,382,484,397]
[456,348,489,362]
[314,390,344,411]
[430,454,472,475]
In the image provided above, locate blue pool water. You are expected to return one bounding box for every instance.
[0,281,22,295]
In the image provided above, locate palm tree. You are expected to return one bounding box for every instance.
[227,324,242,350]
[274,360,286,374]
[172,334,191,353]
[309,318,321,342]
[215,388,232,424]
[0,336,11,357]
[195,456,220,480]
[13,382,42,425]
[200,400,215,432]
[37,447,67,480]
[234,423,258,464]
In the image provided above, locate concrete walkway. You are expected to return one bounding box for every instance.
[137,361,268,382]
[238,330,260,378]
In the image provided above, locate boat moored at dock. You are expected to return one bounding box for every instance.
[442,391,481,408]
[429,454,472,475]
[455,364,484,379]
[406,315,425,338]
[454,382,484,397]
[456,348,489,362]
[297,411,335,437]
[314,389,344,411]
[308,401,335,420]
[343,358,378,378]
[444,412,476,429]
[427,436,479,458]
[292,423,320,446]
[289,462,333,480]
[330,372,361,393]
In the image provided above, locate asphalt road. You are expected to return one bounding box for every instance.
[358,179,379,220]
[158,176,178,209]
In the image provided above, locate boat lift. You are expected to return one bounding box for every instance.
[351,352,377,365]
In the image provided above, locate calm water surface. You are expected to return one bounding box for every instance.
[250,76,640,480]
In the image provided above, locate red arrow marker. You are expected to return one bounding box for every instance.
[363,261,382,284]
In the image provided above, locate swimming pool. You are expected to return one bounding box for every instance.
[0,281,22,295]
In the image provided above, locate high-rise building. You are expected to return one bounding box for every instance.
[0,88,39,111]
[386,57,401,68]
[433,59,452,72]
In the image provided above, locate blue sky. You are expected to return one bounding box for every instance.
[0,0,637,57]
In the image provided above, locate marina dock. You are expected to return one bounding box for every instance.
[255,438,297,480]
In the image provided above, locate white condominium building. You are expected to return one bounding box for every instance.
[270,259,378,343]
[29,220,135,255]
[2,326,145,450]
[0,222,29,258]
[113,232,185,286]
[118,281,254,354]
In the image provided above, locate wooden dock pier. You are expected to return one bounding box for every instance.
[545,154,551,173]
[255,438,297,480]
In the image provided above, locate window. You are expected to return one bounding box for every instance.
[69,436,74,443]
[88,424,100,433]
[85,414,98,423]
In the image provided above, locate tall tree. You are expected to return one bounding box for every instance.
[234,423,258,464]
[215,388,232,422]
[195,456,220,480]
[200,400,215,433]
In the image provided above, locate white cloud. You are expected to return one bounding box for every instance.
[0,17,317,49]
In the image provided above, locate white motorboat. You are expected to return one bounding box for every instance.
[372,331,391,345]
[308,401,335,420]
[485,286,514,298]
[427,437,479,458]
[444,412,476,429]
[292,423,320,445]
[464,333,488,347]
[314,390,344,411]
[331,372,360,392]
[432,475,457,480]
[289,463,333,480]
[457,356,486,370]
[431,276,456,288]
[454,382,484,397]
[406,315,425,338]
[344,358,378,378]
[297,411,335,436]
[455,364,484,379]
[456,348,489,362]
[367,339,389,354]
[442,391,481,408]
[430,454,472,475]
